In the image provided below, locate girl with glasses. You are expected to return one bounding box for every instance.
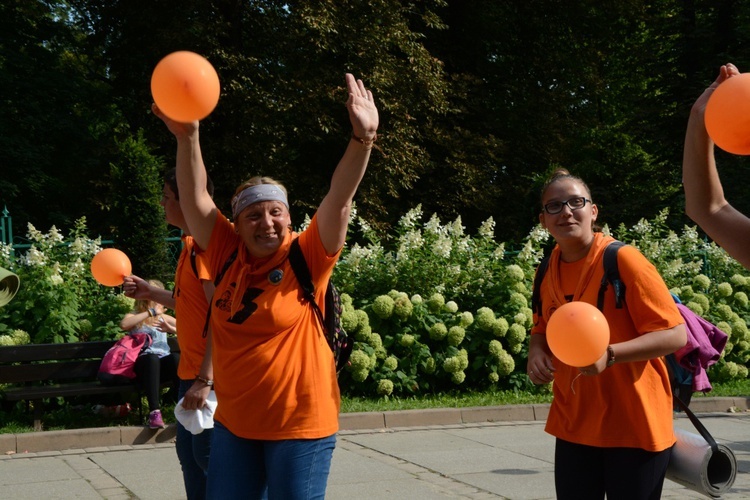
[528,169,687,500]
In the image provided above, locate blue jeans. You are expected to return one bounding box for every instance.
[207,421,336,499]
[176,379,213,500]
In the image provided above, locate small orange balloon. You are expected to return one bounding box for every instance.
[151,51,220,123]
[705,73,750,155]
[546,301,610,367]
[91,248,132,287]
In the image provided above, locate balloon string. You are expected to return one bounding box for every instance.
[570,372,583,394]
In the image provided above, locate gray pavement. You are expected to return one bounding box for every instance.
[1,398,749,499]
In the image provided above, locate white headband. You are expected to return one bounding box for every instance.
[231,184,289,219]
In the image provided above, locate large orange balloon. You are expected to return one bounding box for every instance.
[151,51,220,123]
[705,73,750,155]
[91,248,132,287]
[546,301,610,367]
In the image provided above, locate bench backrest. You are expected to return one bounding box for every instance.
[0,337,180,385]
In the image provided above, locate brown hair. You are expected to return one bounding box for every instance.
[539,169,593,205]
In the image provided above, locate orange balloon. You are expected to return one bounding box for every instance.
[705,73,750,155]
[151,51,220,122]
[546,301,610,367]
[91,248,132,287]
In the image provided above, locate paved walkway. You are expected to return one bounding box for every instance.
[1,398,749,499]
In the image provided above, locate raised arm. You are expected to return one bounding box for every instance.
[683,63,750,269]
[316,74,379,255]
[152,104,217,250]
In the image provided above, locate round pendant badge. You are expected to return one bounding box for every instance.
[268,269,284,285]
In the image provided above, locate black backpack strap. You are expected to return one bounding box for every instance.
[597,241,626,311]
[289,238,327,336]
[674,393,720,454]
[201,249,238,338]
[531,254,552,317]
[190,248,199,279]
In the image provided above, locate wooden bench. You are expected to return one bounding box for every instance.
[0,337,180,430]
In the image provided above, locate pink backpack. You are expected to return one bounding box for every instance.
[97,333,152,385]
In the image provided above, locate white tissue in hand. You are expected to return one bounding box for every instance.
[174,392,217,435]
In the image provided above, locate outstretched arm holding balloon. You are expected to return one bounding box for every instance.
[151,105,217,250]
[683,63,750,269]
[529,311,684,381]
[577,324,686,376]
[123,274,176,309]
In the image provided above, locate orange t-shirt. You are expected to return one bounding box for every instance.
[531,233,683,451]
[203,212,340,440]
[173,236,212,380]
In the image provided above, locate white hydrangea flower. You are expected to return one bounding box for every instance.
[358,215,372,235]
[47,226,64,244]
[24,246,47,266]
[298,214,312,233]
[397,230,424,260]
[398,204,423,230]
[492,242,506,260]
[69,237,86,255]
[431,234,452,259]
[27,223,44,242]
[454,237,470,253]
[528,224,550,244]
[682,225,700,245]
[71,258,86,274]
[0,242,12,263]
[423,213,446,236]
[477,217,495,239]
[632,218,650,236]
[447,216,464,238]
[342,243,373,267]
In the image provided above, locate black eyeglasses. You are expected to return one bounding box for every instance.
[543,196,591,215]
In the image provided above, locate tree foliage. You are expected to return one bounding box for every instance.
[3,0,750,249]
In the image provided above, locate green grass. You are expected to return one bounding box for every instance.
[2,380,748,434]
[341,388,553,413]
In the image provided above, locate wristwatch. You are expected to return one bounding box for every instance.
[196,375,214,386]
[606,345,616,367]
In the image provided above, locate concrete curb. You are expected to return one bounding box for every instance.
[2,397,748,454]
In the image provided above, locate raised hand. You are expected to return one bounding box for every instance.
[345,73,379,141]
[691,63,741,117]
[152,103,199,139]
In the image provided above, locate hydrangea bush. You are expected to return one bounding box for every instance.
[0,218,133,343]
[332,206,750,397]
[613,209,750,384]
[3,207,749,399]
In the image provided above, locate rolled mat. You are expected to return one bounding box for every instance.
[667,395,737,498]
[667,427,737,498]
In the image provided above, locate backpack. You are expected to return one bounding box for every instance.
[531,241,626,317]
[205,238,353,373]
[97,333,152,385]
[289,238,353,373]
[530,240,717,409]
